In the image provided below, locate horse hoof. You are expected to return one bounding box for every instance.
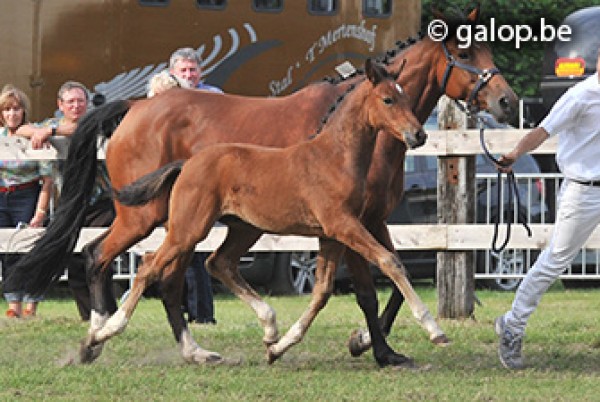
[431,334,451,346]
[266,346,280,365]
[377,352,415,369]
[348,329,371,357]
[196,353,224,365]
[185,350,223,364]
[79,340,104,364]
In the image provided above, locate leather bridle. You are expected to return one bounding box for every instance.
[439,40,500,115]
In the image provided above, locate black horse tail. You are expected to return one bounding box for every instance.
[115,161,185,206]
[6,100,132,296]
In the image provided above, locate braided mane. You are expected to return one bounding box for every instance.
[311,32,425,137]
[321,32,425,86]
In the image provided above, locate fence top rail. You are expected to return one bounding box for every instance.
[0,129,556,160]
[0,136,106,160]
[2,224,599,253]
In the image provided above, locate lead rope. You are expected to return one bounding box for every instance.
[452,99,532,252]
[477,119,532,252]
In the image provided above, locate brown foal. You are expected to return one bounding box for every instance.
[92,59,426,365]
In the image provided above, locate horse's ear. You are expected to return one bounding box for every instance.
[365,58,387,86]
[466,3,481,23]
[394,59,407,81]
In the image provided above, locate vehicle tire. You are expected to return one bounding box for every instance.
[268,252,317,295]
[477,249,534,291]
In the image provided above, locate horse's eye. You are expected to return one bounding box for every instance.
[383,97,394,105]
[458,52,469,60]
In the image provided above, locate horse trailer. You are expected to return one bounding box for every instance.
[0,0,420,120]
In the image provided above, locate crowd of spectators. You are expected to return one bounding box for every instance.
[1,47,218,325]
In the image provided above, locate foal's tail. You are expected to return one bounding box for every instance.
[115,161,185,206]
[6,100,132,296]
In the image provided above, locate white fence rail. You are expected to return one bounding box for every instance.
[2,130,599,286]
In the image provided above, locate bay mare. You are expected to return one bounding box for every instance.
[95,60,426,364]
[11,6,518,366]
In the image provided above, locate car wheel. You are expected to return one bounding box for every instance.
[268,252,317,295]
[478,249,530,291]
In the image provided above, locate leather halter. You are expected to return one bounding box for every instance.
[439,40,500,115]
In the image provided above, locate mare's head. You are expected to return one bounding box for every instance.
[432,5,518,121]
[385,5,518,122]
[364,59,426,149]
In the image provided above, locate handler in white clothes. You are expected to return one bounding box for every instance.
[495,46,600,370]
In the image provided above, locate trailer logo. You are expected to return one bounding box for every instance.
[269,20,378,96]
[305,20,378,63]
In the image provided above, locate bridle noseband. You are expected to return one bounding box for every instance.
[439,40,500,115]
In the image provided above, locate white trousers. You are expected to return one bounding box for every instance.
[505,180,600,335]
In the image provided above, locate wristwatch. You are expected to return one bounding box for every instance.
[50,121,58,136]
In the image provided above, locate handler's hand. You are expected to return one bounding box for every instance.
[496,154,515,173]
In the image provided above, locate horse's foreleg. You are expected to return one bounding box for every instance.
[379,287,404,338]
[347,221,449,356]
[266,239,342,364]
[331,217,447,355]
[344,249,413,367]
[370,222,404,337]
[373,223,448,345]
[207,223,279,346]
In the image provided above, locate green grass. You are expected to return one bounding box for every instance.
[2,285,600,401]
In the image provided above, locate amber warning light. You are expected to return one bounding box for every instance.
[555,57,585,77]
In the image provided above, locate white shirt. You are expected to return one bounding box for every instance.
[541,74,600,181]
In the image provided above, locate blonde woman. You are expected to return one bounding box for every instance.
[0,85,54,318]
[147,70,187,97]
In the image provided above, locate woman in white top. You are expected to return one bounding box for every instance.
[0,85,53,318]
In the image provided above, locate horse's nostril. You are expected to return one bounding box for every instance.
[499,96,512,111]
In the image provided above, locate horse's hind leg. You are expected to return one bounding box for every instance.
[344,249,413,368]
[80,213,160,363]
[92,200,222,364]
[78,231,116,364]
[206,222,279,346]
[89,251,162,346]
[159,251,222,364]
[267,239,343,364]
[90,245,199,345]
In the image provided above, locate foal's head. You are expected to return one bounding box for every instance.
[364,59,426,149]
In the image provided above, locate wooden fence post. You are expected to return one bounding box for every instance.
[436,97,476,319]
